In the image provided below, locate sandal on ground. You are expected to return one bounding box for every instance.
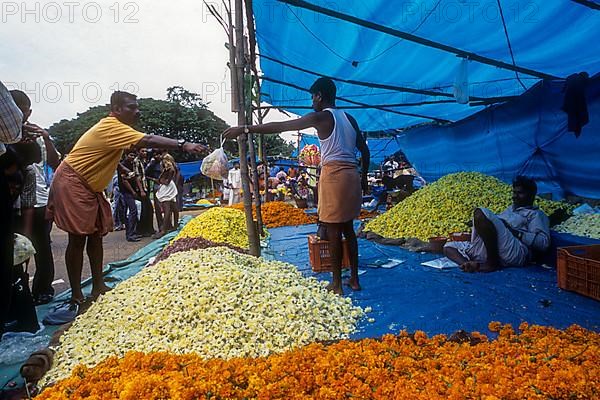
[33,294,54,306]
[20,348,54,382]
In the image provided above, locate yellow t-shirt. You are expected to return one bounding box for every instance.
[65,117,145,192]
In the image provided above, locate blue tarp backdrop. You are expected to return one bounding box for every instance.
[398,77,600,199]
[254,0,600,130]
[178,160,202,181]
[254,1,600,199]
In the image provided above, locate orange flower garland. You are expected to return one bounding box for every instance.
[229,201,317,228]
[37,323,599,400]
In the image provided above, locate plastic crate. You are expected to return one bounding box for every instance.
[307,235,351,273]
[557,245,600,301]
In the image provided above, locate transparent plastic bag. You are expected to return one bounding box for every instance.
[453,57,469,104]
[201,137,228,180]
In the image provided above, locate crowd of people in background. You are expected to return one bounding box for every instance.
[110,148,184,241]
[220,160,319,207]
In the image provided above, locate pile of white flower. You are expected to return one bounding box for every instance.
[44,247,365,384]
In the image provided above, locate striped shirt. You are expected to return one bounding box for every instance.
[0,81,23,154]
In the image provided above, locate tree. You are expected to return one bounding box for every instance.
[49,87,230,161]
[257,134,294,158]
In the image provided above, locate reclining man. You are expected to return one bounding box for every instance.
[444,176,550,273]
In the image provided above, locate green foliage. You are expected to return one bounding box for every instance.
[257,134,294,158]
[49,87,231,162]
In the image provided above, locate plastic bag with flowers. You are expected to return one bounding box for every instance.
[201,136,228,180]
[299,144,321,166]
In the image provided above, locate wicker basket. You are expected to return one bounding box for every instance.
[307,235,351,273]
[449,232,471,242]
[557,245,600,301]
[428,236,448,253]
[294,198,308,209]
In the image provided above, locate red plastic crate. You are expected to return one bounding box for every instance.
[307,235,351,273]
[557,245,600,301]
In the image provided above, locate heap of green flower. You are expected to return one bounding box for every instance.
[365,172,573,240]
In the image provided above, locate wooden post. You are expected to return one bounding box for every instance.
[233,0,260,256]
[243,0,264,232]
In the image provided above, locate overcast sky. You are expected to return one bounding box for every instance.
[0,0,298,141]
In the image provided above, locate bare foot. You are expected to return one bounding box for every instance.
[460,261,480,273]
[69,296,85,305]
[478,262,498,273]
[152,231,166,239]
[343,279,361,291]
[91,284,112,299]
[460,261,498,273]
[325,282,343,295]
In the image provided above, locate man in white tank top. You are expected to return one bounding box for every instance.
[224,77,370,295]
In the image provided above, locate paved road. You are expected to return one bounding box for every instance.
[44,210,203,295]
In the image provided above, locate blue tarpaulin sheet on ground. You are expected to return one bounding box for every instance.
[266,223,600,338]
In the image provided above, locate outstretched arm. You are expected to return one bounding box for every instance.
[223,112,325,139]
[135,135,208,154]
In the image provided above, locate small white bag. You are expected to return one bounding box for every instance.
[201,136,228,180]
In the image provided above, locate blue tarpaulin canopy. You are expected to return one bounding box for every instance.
[254,0,600,131]
[254,0,600,198]
[178,160,202,181]
[397,76,600,199]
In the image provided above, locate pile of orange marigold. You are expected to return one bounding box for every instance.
[36,323,599,400]
[229,201,316,228]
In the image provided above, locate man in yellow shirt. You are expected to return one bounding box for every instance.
[47,91,206,316]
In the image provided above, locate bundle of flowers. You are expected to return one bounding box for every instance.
[153,237,248,264]
[229,201,317,228]
[365,172,573,240]
[173,207,249,248]
[38,323,599,399]
[41,247,364,385]
[299,144,321,166]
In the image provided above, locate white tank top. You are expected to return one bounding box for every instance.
[319,108,358,165]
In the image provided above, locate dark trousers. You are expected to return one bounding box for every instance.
[0,171,14,336]
[137,195,155,235]
[122,192,138,240]
[31,206,55,297]
[113,189,126,227]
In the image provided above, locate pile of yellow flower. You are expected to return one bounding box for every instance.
[195,199,213,205]
[38,323,599,399]
[555,213,600,239]
[365,172,573,240]
[173,207,249,248]
[229,201,317,228]
[41,247,364,385]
